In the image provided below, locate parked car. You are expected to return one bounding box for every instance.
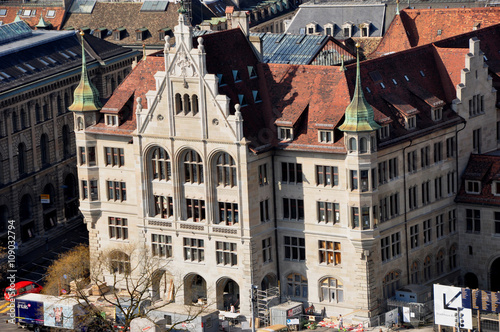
[4,280,43,301]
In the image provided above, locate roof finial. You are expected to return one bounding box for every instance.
[68,31,102,112]
[339,54,345,72]
[396,0,400,15]
[178,0,187,14]
[142,43,147,61]
[338,43,380,132]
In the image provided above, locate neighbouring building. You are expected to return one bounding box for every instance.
[72,8,500,327]
[0,21,138,255]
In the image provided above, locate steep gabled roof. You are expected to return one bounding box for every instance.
[0,6,66,30]
[372,7,500,57]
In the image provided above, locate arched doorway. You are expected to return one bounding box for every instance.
[491,258,500,291]
[216,278,240,311]
[261,273,278,291]
[151,269,174,303]
[464,272,479,289]
[184,274,207,305]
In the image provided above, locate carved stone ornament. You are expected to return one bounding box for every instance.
[157,114,164,121]
[176,51,192,78]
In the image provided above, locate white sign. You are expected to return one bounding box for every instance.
[403,307,410,323]
[433,284,473,329]
[287,318,300,325]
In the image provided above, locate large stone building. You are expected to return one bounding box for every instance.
[0,21,138,255]
[72,10,500,326]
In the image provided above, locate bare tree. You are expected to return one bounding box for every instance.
[44,243,213,331]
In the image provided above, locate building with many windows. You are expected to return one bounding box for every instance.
[72,9,500,325]
[0,21,138,255]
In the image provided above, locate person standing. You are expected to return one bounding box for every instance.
[339,315,344,329]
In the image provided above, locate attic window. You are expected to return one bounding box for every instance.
[0,9,6,16]
[306,22,316,35]
[419,70,425,77]
[21,9,31,17]
[378,125,390,140]
[437,29,442,35]
[432,108,442,121]
[392,79,397,85]
[361,23,370,37]
[217,74,226,86]
[158,27,171,41]
[465,180,480,194]
[404,75,409,81]
[24,63,36,71]
[484,55,488,61]
[46,56,56,64]
[380,82,386,89]
[324,23,334,36]
[253,90,262,103]
[248,66,257,79]
[16,66,27,73]
[278,127,293,141]
[319,130,333,143]
[114,28,125,41]
[46,9,56,18]
[60,52,70,59]
[233,70,241,82]
[39,58,49,66]
[106,115,118,127]
[493,181,500,196]
[238,94,248,106]
[342,22,353,38]
[136,28,147,41]
[366,87,371,93]
[406,116,416,130]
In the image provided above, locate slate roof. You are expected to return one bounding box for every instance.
[0,6,66,30]
[456,154,500,207]
[0,22,138,99]
[62,2,181,47]
[372,7,500,57]
[286,0,386,38]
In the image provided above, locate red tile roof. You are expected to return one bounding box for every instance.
[372,7,500,57]
[456,154,500,207]
[0,6,66,30]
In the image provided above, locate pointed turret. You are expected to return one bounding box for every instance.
[339,45,380,132]
[68,31,102,113]
[35,15,51,29]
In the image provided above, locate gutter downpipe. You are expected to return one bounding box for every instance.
[271,152,281,302]
[402,139,413,285]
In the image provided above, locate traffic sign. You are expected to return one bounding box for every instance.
[434,284,473,329]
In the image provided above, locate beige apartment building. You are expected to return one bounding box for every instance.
[71,11,500,325]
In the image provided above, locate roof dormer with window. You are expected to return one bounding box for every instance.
[324,23,335,36]
[342,22,353,38]
[306,22,317,35]
[360,22,371,37]
[278,126,293,141]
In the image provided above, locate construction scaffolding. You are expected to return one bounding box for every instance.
[256,286,280,327]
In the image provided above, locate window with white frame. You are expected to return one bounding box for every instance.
[107,181,126,201]
[465,180,481,194]
[278,127,292,141]
[342,22,352,37]
[216,153,237,187]
[184,150,204,184]
[320,277,343,303]
[318,240,341,265]
[106,147,125,167]
[319,130,333,143]
[306,22,316,34]
[216,241,237,266]
[466,209,480,233]
[150,147,170,180]
[106,114,118,126]
[324,23,334,36]
[406,116,416,129]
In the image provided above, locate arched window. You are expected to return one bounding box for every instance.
[19,194,33,222]
[449,245,457,270]
[183,94,191,114]
[349,137,356,152]
[151,147,171,181]
[423,255,431,281]
[184,150,203,184]
[286,273,308,299]
[436,249,444,275]
[109,251,130,275]
[40,134,49,166]
[175,93,183,114]
[319,277,343,303]
[383,270,400,299]
[62,125,70,158]
[18,143,27,176]
[216,152,236,187]
[359,137,367,153]
[0,205,8,233]
[35,103,41,123]
[77,117,84,131]
[20,109,27,129]
[192,95,199,115]
[410,261,419,284]
[12,111,18,132]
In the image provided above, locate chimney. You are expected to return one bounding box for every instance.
[232,11,249,36]
[249,35,263,61]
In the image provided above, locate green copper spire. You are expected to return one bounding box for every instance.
[178,0,187,13]
[339,44,380,132]
[68,31,102,112]
[35,15,51,29]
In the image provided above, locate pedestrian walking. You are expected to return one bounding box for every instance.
[339,314,344,329]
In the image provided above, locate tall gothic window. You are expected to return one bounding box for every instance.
[216,152,236,187]
[184,150,203,184]
[151,147,171,181]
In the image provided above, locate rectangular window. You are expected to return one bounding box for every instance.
[216,241,237,266]
[108,217,128,240]
[408,186,418,210]
[318,240,341,265]
[152,234,172,257]
[183,238,204,262]
[388,157,398,180]
[316,165,338,187]
[283,198,304,221]
[421,146,430,168]
[107,181,126,201]
[360,170,369,192]
[87,147,96,166]
[218,202,238,225]
[436,214,444,238]
[186,199,206,222]
[381,232,401,262]
[379,197,388,222]
[473,128,482,153]
[260,199,270,222]
[317,201,340,224]
[466,209,481,233]
[263,238,272,263]
[372,168,377,190]
[90,180,98,201]
[422,181,430,205]
[435,176,443,200]
[448,209,457,234]
[495,212,500,234]
[319,130,333,143]
[423,219,431,244]
[407,150,417,172]
[258,164,269,186]
[410,224,419,249]
[407,116,416,129]
[281,162,302,184]
[284,236,305,261]
[79,147,86,165]
[469,94,484,116]
[378,161,387,185]
[278,127,292,141]
[81,180,88,199]
[350,170,358,190]
[362,207,370,230]
[378,125,390,140]
[447,172,456,195]
[446,137,455,158]
[154,195,174,219]
[389,193,399,218]
[466,180,480,194]
[434,142,443,163]
[352,207,359,228]
[105,147,125,167]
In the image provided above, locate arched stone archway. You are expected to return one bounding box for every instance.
[216,278,240,311]
[151,269,174,303]
[491,258,500,291]
[184,274,207,305]
[261,273,278,291]
[464,272,478,289]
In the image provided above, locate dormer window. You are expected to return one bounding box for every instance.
[493,181,500,196]
[93,28,106,39]
[248,66,257,79]
[232,70,241,82]
[136,28,147,41]
[378,125,390,140]
[324,23,334,36]
[0,9,6,17]
[278,127,293,141]
[106,115,118,127]
[360,22,371,37]
[406,116,416,130]
[342,22,353,38]
[319,130,333,143]
[306,22,316,35]
[158,27,171,40]
[81,27,91,34]
[114,28,125,41]
[465,180,480,194]
[217,74,226,86]
[432,108,442,121]
[46,10,56,18]
[252,90,262,103]
[238,94,248,107]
